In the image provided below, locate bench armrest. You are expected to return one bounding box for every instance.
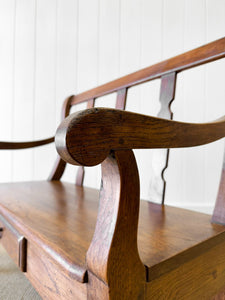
[55,108,225,166]
[0,137,54,150]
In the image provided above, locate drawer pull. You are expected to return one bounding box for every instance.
[0,215,27,272]
[19,236,27,272]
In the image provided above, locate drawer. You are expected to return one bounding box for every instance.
[0,215,27,272]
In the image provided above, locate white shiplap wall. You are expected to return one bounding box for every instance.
[0,0,225,212]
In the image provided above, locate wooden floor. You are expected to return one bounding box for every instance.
[0,180,225,286]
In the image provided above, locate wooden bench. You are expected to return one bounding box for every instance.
[0,37,225,299]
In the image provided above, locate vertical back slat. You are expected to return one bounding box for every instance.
[115,88,127,110]
[149,72,177,204]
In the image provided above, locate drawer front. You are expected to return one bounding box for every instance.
[0,215,27,272]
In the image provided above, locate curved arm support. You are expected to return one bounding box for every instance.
[0,137,54,150]
[86,150,146,298]
[55,108,225,167]
[48,95,73,181]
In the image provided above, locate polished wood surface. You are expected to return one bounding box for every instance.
[0,181,97,283]
[56,108,225,167]
[76,98,95,186]
[0,181,224,285]
[87,150,146,298]
[48,95,73,181]
[70,37,225,105]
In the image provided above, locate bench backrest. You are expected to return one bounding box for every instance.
[50,37,225,205]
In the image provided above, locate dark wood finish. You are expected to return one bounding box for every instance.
[70,37,225,105]
[87,150,146,298]
[75,87,128,202]
[0,215,27,272]
[48,96,73,181]
[56,108,225,167]
[150,72,177,204]
[76,98,95,186]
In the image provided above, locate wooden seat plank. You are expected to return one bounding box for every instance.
[0,181,224,285]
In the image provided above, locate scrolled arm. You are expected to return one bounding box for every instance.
[55,108,225,167]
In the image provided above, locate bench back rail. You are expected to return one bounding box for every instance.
[51,37,225,213]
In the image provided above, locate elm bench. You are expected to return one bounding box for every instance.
[0,37,225,299]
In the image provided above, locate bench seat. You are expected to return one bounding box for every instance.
[1,181,225,298]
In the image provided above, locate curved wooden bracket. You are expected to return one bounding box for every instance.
[48,96,73,181]
[86,150,146,298]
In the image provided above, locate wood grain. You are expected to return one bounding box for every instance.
[86,150,146,298]
[55,108,225,167]
[70,37,225,105]
[48,96,73,181]
[76,98,95,186]
[146,235,225,299]
[0,181,224,290]
[26,239,86,300]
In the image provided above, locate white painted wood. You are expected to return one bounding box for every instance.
[149,0,185,204]
[0,0,15,182]
[12,0,35,181]
[76,0,100,189]
[167,0,205,207]
[33,0,57,180]
[139,0,162,201]
[55,0,79,183]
